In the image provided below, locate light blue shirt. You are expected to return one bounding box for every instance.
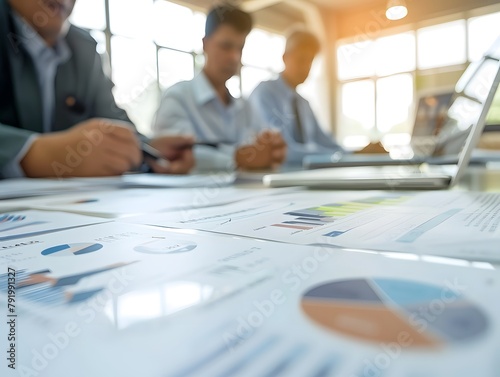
[153,71,267,170]
[2,12,71,178]
[12,12,71,133]
[249,75,344,164]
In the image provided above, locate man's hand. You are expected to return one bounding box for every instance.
[147,135,195,175]
[235,130,287,170]
[21,118,142,178]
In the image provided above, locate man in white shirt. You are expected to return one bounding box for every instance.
[153,5,287,171]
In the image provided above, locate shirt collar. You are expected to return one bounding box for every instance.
[194,71,240,109]
[11,10,71,63]
[277,74,297,100]
[193,71,217,105]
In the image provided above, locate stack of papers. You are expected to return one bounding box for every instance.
[2,175,500,377]
[0,187,294,218]
[0,173,236,200]
[1,221,499,377]
[121,190,500,263]
[0,210,108,241]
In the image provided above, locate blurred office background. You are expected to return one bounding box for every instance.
[70,0,500,149]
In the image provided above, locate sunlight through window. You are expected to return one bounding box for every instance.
[70,0,106,30]
[375,33,416,76]
[376,74,414,133]
[468,12,500,62]
[337,40,376,80]
[417,20,467,70]
[153,1,196,52]
[109,0,154,39]
[158,49,195,90]
[340,80,376,148]
[241,67,275,97]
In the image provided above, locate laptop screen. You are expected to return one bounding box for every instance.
[432,51,500,157]
[445,41,500,185]
[412,92,454,138]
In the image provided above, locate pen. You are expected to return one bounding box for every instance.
[141,143,171,169]
[141,141,229,167]
[177,142,229,149]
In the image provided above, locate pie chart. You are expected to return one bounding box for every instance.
[301,278,488,347]
[41,243,103,257]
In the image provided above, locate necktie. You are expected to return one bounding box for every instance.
[292,95,305,144]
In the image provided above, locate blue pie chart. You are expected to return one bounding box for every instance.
[302,278,489,347]
[41,243,103,257]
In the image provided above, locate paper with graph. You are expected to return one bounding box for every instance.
[0,187,294,218]
[0,210,108,241]
[122,191,500,262]
[6,242,500,377]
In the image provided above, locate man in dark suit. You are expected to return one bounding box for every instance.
[0,0,194,178]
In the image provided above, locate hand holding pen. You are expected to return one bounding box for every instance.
[142,135,196,175]
[142,139,232,170]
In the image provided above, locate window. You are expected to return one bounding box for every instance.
[376,74,413,133]
[468,12,500,62]
[336,10,500,148]
[241,67,274,97]
[110,37,158,130]
[242,29,285,72]
[70,3,284,135]
[152,1,203,52]
[337,40,376,81]
[417,20,467,70]
[71,0,206,135]
[241,29,285,97]
[109,0,154,39]
[375,33,415,76]
[337,32,416,148]
[70,0,106,31]
[298,56,330,133]
[339,80,375,147]
[158,49,195,91]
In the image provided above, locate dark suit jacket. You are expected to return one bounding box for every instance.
[0,0,130,177]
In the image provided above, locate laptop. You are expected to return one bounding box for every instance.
[303,90,454,170]
[263,49,500,190]
[303,39,500,170]
[392,91,454,154]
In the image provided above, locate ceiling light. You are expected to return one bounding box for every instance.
[386,0,408,21]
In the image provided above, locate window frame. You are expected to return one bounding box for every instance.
[335,4,500,148]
